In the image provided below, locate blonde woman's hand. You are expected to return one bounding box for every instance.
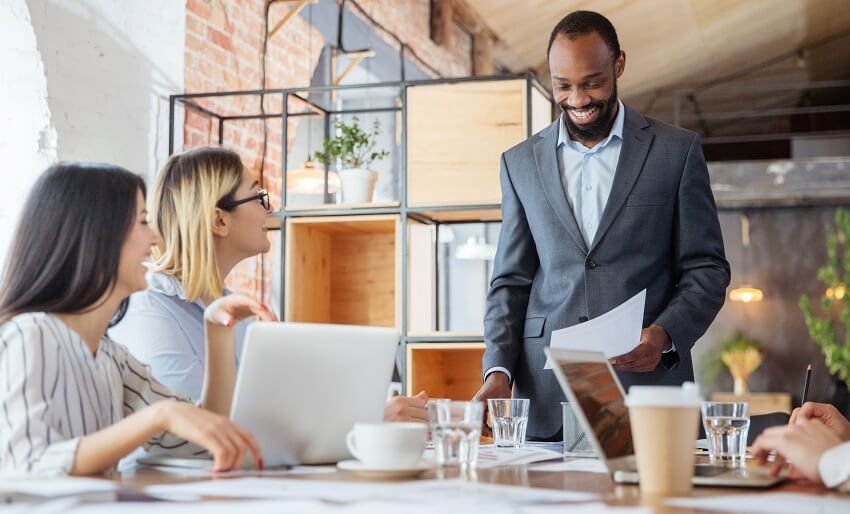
[204,293,276,328]
[155,400,263,471]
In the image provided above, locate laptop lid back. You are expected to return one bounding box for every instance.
[546,348,635,474]
[231,322,399,466]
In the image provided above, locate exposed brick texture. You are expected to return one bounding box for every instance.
[183,0,476,306]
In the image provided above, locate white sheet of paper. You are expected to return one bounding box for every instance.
[147,465,337,479]
[665,493,850,514]
[145,476,597,505]
[474,446,565,469]
[68,500,330,514]
[530,459,608,474]
[545,289,646,368]
[0,477,119,497]
[521,503,651,514]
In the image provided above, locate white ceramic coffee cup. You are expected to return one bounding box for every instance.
[345,422,427,469]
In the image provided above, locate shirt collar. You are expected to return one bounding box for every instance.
[146,270,231,308]
[558,98,625,151]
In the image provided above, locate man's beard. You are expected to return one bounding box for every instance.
[559,82,618,142]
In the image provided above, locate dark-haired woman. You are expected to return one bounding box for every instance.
[0,163,271,476]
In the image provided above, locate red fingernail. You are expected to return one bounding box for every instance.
[258,458,264,471]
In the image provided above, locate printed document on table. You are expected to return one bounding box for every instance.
[544,289,645,369]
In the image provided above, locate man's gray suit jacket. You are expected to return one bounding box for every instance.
[482,105,731,440]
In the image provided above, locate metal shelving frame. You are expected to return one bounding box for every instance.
[169,72,553,391]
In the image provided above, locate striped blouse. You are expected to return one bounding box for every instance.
[0,312,203,476]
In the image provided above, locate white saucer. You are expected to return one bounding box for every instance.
[337,459,431,478]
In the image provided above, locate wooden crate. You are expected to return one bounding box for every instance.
[406,79,551,207]
[285,215,400,327]
[406,342,485,399]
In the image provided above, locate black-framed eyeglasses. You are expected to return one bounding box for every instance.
[219,188,271,211]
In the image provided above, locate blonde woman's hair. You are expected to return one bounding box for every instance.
[151,146,245,301]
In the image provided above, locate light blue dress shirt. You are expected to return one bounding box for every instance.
[109,271,248,402]
[557,99,625,247]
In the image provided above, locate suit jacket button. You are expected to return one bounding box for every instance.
[586,260,597,269]
[579,316,589,322]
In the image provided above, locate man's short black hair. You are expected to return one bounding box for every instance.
[547,10,621,58]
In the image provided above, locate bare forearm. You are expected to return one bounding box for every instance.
[72,404,163,476]
[200,321,237,416]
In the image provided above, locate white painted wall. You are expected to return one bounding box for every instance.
[27,0,185,180]
[0,0,57,267]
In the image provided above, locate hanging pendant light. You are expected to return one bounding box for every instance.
[730,214,764,303]
[287,4,339,198]
[287,159,340,195]
[456,236,497,261]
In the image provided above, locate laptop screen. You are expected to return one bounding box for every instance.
[557,360,634,460]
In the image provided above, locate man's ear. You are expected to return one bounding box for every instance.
[615,51,626,78]
[211,207,229,237]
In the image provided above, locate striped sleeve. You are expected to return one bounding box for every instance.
[109,342,207,458]
[0,320,80,476]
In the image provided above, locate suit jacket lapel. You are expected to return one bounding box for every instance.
[533,120,588,255]
[589,106,654,253]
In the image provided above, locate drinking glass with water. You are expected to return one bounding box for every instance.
[701,401,750,465]
[487,398,530,448]
[427,400,484,469]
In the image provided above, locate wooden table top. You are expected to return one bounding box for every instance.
[108,457,841,513]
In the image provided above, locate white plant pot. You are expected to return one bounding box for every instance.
[338,168,378,204]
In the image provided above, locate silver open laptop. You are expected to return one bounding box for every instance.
[545,347,784,488]
[140,322,399,469]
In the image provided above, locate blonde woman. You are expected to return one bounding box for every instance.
[112,146,427,421]
[111,147,271,401]
[0,163,268,475]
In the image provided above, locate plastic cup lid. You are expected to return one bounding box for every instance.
[625,382,702,407]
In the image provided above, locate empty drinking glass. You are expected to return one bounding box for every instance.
[487,398,530,448]
[427,400,484,469]
[561,401,596,457]
[701,401,750,465]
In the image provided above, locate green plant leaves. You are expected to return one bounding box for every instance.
[800,207,850,384]
[313,117,389,170]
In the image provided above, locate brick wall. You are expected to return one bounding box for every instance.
[183,0,478,307]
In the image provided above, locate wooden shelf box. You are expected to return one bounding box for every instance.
[406,342,485,400]
[406,78,552,207]
[285,215,400,327]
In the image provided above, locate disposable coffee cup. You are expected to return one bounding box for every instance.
[345,422,427,469]
[625,382,701,496]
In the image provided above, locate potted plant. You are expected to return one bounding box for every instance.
[313,117,389,204]
[720,332,763,395]
[702,331,763,395]
[800,207,850,411]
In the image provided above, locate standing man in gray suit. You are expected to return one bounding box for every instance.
[473,11,730,441]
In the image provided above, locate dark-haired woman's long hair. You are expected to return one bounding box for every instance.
[0,162,146,326]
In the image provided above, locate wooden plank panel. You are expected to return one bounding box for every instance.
[408,221,436,334]
[406,343,485,399]
[285,222,332,323]
[330,230,396,326]
[416,207,502,222]
[407,79,526,207]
